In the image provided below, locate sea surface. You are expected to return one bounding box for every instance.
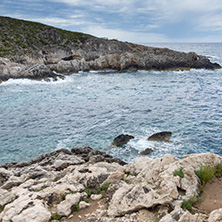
[0,43,222,164]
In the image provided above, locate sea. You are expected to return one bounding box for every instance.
[0,43,222,164]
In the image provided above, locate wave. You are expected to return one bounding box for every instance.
[0,76,74,86]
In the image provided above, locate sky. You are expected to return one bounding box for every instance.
[1,0,222,43]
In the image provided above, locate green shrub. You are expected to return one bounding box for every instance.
[173,167,184,178]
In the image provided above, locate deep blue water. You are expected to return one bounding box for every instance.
[0,43,222,164]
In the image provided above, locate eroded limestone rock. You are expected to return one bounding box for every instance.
[0,148,222,222]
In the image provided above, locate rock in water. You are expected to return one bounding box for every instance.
[112,134,134,146]
[147,132,172,142]
[139,148,153,155]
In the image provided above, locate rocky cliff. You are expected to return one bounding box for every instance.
[0,147,222,222]
[0,16,221,82]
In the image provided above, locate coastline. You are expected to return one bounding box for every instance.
[0,17,221,83]
[1,147,222,221]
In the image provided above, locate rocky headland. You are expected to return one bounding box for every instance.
[1,147,222,222]
[0,16,221,83]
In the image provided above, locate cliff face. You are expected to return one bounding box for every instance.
[0,16,221,82]
[0,147,222,222]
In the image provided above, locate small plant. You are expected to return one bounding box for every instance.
[34,187,45,192]
[126,171,134,177]
[74,203,80,211]
[215,163,222,178]
[0,206,4,213]
[93,188,101,194]
[181,197,199,212]
[60,191,76,200]
[194,165,216,185]
[173,167,184,178]
[83,198,89,203]
[121,178,131,184]
[101,182,110,191]
[50,213,62,220]
[60,193,66,200]
[53,177,61,182]
[84,189,91,197]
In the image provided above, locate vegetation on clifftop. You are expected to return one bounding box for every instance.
[0,16,92,58]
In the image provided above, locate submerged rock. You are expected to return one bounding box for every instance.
[112,134,135,146]
[139,148,153,155]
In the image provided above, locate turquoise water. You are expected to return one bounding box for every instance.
[0,43,222,164]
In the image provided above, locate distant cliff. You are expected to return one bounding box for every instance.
[0,16,221,82]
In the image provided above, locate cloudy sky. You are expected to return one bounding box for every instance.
[1,0,222,43]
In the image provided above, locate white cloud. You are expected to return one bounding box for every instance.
[197,13,222,31]
[48,0,132,12]
[49,0,222,28]
[2,0,222,42]
[85,26,169,43]
[35,17,86,27]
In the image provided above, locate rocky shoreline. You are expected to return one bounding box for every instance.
[0,17,221,83]
[1,147,222,222]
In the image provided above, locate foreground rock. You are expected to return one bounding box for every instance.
[0,147,222,222]
[0,16,221,82]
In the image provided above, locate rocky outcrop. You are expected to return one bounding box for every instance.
[0,17,221,82]
[0,147,222,222]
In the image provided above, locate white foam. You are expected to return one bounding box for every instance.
[0,76,74,86]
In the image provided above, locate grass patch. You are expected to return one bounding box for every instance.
[194,165,216,186]
[173,167,184,178]
[181,196,199,212]
[181,163,222,213]
[215,163,222,178]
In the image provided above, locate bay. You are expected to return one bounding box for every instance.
[0,43,222,164]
